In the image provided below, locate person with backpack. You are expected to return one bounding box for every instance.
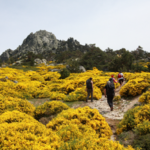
[104,78,115,111]
[86,77,93,102]
[117,71,124,87]
[111,75,118,83]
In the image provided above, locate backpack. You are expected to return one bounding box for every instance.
[118,73,122,78]
[107,78,114,95]
[86,79,92,89]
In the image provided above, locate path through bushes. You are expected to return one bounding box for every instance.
[72,82,140,120]
[71,82,141,141]
[28,81,141,141]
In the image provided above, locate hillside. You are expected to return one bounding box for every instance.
[0,30,90,62]
[1,30,150,72]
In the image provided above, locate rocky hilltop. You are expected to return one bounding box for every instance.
[0,30,90,62]
[0,49,13,62]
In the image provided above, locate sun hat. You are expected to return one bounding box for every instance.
[111,75,114,78]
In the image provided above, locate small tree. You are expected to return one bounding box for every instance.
[0,59,2,66]
[109,49,134,72]
[131,63,148,72]
[148,64,150,72]
[30,58,34,66]
[60,68,70,79]
[67,59,81,73]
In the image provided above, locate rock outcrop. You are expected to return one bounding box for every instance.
[0,30,90,62]
[0,30,59,61]
[21,31,57,52]
[34,58,47,65]
[14,30,59,58]
[79,66,86,72]
[0,49,13,61]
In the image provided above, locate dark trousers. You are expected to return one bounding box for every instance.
[107,95,114,108]
[86,89,93,101]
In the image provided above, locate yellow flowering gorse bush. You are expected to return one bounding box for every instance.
[47,106,112,139]
[117,104,150,135]
[139,89,150,104]
[0,111,61,150]
[113,95,121,101]
[0,95,35,116]
[57,123,135,150]
[0,66,120,101]
[120,78,149,97]
[0,65,146,149]
[64,86,102,101]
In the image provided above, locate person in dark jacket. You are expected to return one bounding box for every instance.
[104,78,115,111]
[86,77,93,102]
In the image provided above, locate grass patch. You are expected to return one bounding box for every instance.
[117,131,136,146]
[121,95,135,100]
[9,65,39,72]
[63,101,84,107]
[28,98,85,108]
[28,98,50,107]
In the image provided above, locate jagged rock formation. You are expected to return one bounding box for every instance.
[56,37,90,54]
[0,49,13,62]
[0,30,90,62]
[13,30,58,59]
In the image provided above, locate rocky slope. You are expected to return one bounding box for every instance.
[0,30,90,62]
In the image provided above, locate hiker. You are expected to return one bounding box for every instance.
[117,71,124,87]
[104,78,115,111]
[86,77,93,102]
[111,75,118,83]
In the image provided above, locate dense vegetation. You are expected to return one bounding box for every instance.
[3,45,150,72]
[1,64,150,149]
[47,46,150,72]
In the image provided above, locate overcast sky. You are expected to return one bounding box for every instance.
[0,0,150,55]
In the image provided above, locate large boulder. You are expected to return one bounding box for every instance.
[66,65,86,72]
[42,59,47,64]
[49,69,61,72]
[34,58,42,64]
[1,64,7,67]
[34,58,47,65]
[48,63,55,66]
[15,60,22,65]
[79,66,86,72]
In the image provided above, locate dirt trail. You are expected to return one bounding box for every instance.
[71,82,141,141]
[28,82,141,141]
[72,82,140,120]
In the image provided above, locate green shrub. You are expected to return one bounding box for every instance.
[133,133,150,150]
[60,68,70,79]
[117,104,150,135]
[135,120,150,135]
[66,59,81,73]
[131,63,148,72]
[113,95,121,101]
[117,106,141,134]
